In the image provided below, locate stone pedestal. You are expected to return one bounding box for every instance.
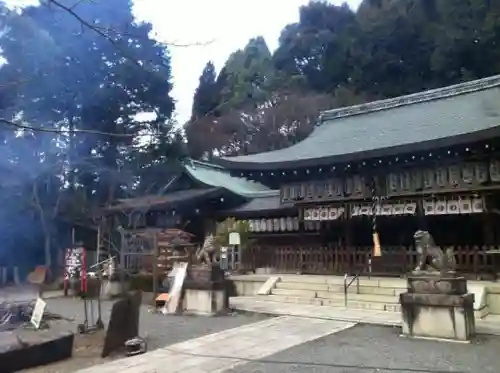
[102,273,130,299]
[182,264,229,315]
[183,289,227,315]
[400,275,476,342]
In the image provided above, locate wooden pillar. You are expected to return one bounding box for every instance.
[483,213,494,246]
[344,215,352,247]
[339,214,352,273]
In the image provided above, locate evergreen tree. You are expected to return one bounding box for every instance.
[0,0,176,266]
[186,0,500,157]
[191,61,219,120]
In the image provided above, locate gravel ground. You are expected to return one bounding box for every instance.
[226,324,500,373]
[16,297,269,373]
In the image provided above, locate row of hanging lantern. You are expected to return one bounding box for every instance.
[303,206,345,221]
[240,196,485,234]
[302,202,418,220]
[246,217,300,232]
[352,202,417,216]
[422,195,484,215]
[241,217,324,233]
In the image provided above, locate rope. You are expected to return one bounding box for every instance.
[371,178,378,233]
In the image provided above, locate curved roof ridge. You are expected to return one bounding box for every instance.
[183,159,273,197]
[320,74,500,123]
[189,158,226,170]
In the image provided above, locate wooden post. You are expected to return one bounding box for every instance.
[152,232,158,305]
[483,212,494,246]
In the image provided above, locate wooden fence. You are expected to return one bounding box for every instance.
[240,244,500,277]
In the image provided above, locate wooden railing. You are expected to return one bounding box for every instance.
[240,244,499,276]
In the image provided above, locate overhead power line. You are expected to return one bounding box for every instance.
[0,118,171,138]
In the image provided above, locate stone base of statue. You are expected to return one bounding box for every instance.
[400,273,476,342]
[102,272,130,299]
[182,264,229,315]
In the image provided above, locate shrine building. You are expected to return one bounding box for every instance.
[103,74,500,278]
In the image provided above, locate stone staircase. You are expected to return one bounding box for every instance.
[259,275,407,312]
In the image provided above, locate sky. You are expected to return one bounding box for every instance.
[9,0,361,124]
[133,0,362,124]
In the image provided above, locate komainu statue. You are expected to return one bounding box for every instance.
[413,230,456,275]
[196,233,218,265]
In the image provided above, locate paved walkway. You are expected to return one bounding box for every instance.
[75,316,354,373]
[230,296,500,335]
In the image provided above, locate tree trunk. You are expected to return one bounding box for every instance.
[44,232,52,268]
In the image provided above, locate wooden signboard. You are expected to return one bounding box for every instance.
[64,246,87,294]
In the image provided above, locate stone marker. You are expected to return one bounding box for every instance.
[101,291,142,357]
[400,230,475,342]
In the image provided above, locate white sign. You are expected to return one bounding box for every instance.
[229,232,241,246]
[31,297,47,329]
[162,262,187,315]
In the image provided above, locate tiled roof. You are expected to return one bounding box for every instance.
[217,75,500,170]
[105,188,223,212]
[183,159,274,197]
[223,191,295,217]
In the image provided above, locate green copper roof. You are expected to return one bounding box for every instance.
[183,159,275,197]
[217,75,500,170]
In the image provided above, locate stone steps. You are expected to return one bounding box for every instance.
[274,282,406,296]
[240,274,494,319]
[278,275,405,287]
[266,276,404,313]
[271,288,399,303]
[263,294,401,312]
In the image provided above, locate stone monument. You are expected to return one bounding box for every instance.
[400,230,475,342]
[101,290,142,357]
[182,234,229,315]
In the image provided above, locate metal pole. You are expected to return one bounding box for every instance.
[152,232,158,305]
[343,273,348,307]
[231,245,236,270]
[96,226,101,266]
[118,228,125,294]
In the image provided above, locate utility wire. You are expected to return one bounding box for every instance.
[0,118,171,138]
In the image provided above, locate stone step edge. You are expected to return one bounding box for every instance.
[279,277,406,287]
[270,290,398,303]
[259,295,488,319]
[263,295,400,312]
[275,283,407,292]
